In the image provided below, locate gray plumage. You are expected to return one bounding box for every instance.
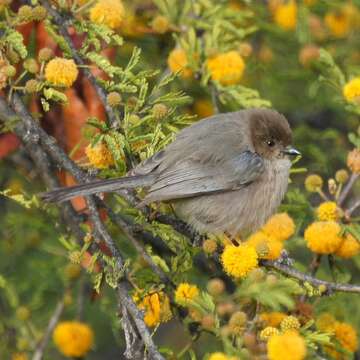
[40,108,298,236]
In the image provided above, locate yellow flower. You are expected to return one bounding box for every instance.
[260,312,287,327]
[335,233,360,258]
[85,142,115,169]
[135,291,172,327]
[208,353,229,360]
[89,0,124,29]
[53,321,94,357]
[221,244,258,279]
[174,283,199,306]
[12,354,28,360]
[45,58,78,87]
[324,11,350,38]
[207,51,245,86]
[262,213,295,241]
[304,221,343,254]
[167,48,193,79]
[343,78,360,103]
[347,148,360,173]
[260,326,280,340]
[305,174,323,192]
[316,201,339,221]
[246,232,283,260]
[316,313,337,333]
[334,322,358,352]
[274,1,297,31]
[193,99,214,118]
[267,330,307,360]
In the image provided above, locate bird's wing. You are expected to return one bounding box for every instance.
[143,150,265,203]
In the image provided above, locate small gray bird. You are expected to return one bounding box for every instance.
[41,108,300,236]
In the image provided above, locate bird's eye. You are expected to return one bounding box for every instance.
[266,140,275,147]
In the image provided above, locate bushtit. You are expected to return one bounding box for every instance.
[41,108,300,236]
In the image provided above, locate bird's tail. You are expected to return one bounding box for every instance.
[40,174,155,203]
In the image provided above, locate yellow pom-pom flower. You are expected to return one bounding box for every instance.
[207,51,245,86]
[85,142,115,169]
[246,232,283,260]
[304,221,343,254]
[335,233,360,258]
[262,213,295,242]
[53,321,94,357]
[174,283,199,306]
[334,322,358,353]
[260,312,287,328]
[324,11,350,38]
[267,330,306,360]
[274,1,297,31]
[167,48,193,79]
[208,353,228,360]
[135,291,172,327]
[221,244,258,279]
[343,77,360,103]
[89,0,124,29]
[45,57,78,87]
[193,99,214,118]
[316,201,339,221]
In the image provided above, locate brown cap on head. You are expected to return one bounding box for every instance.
[248,108,293,159]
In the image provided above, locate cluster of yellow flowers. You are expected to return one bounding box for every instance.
[208,352,238,360]
[174,282,199,306]
[259,313,306,360]
[317,313,358,357]
[85,142,115,169]
[134,291,172,327]
[221,213,295,278]
[53,321,94,357]
[167,48,194,80]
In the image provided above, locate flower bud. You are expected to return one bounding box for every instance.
[259,326,279,340]
[305,174,323,192]
[151,15,170,34]
[201,314,215,330]
[129,114,140,125]
[69,250,82,264]
[152,103,168,119]
[202,239,217,254]
[347,148,360,174]
[17,5,33,23]
[335,169,349,184]
[207,278,225,296]
[38,48,54,62]
[6,48,20,64]
[328,178,337,195]
[126,96,138,109]
[17,338,30,351]
[32,5,47,21]
[216,301,235,316]
[229,311,247,335]
[64,263,82,280]
[23,58,39,74]
[238,42,253,58]
[107,91,122,107]
[4,65,16,77]
[299,44,320,67]
[25,79,40,94]
[16,306,31,321]
[280,315,301,331]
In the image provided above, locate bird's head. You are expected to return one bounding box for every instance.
[249,108,300,160]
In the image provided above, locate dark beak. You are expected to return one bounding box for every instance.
[282,146,301,157]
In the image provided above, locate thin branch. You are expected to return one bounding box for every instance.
[345,198,360,217]
[38,0,119,129]
[263,260,360,294]
[339,173,359,206]
[32,299,65,360]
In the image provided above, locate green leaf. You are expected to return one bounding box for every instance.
[5,30,27,59]
[43,88,68,103]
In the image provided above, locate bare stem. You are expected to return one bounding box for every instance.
[339,173,359,206]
